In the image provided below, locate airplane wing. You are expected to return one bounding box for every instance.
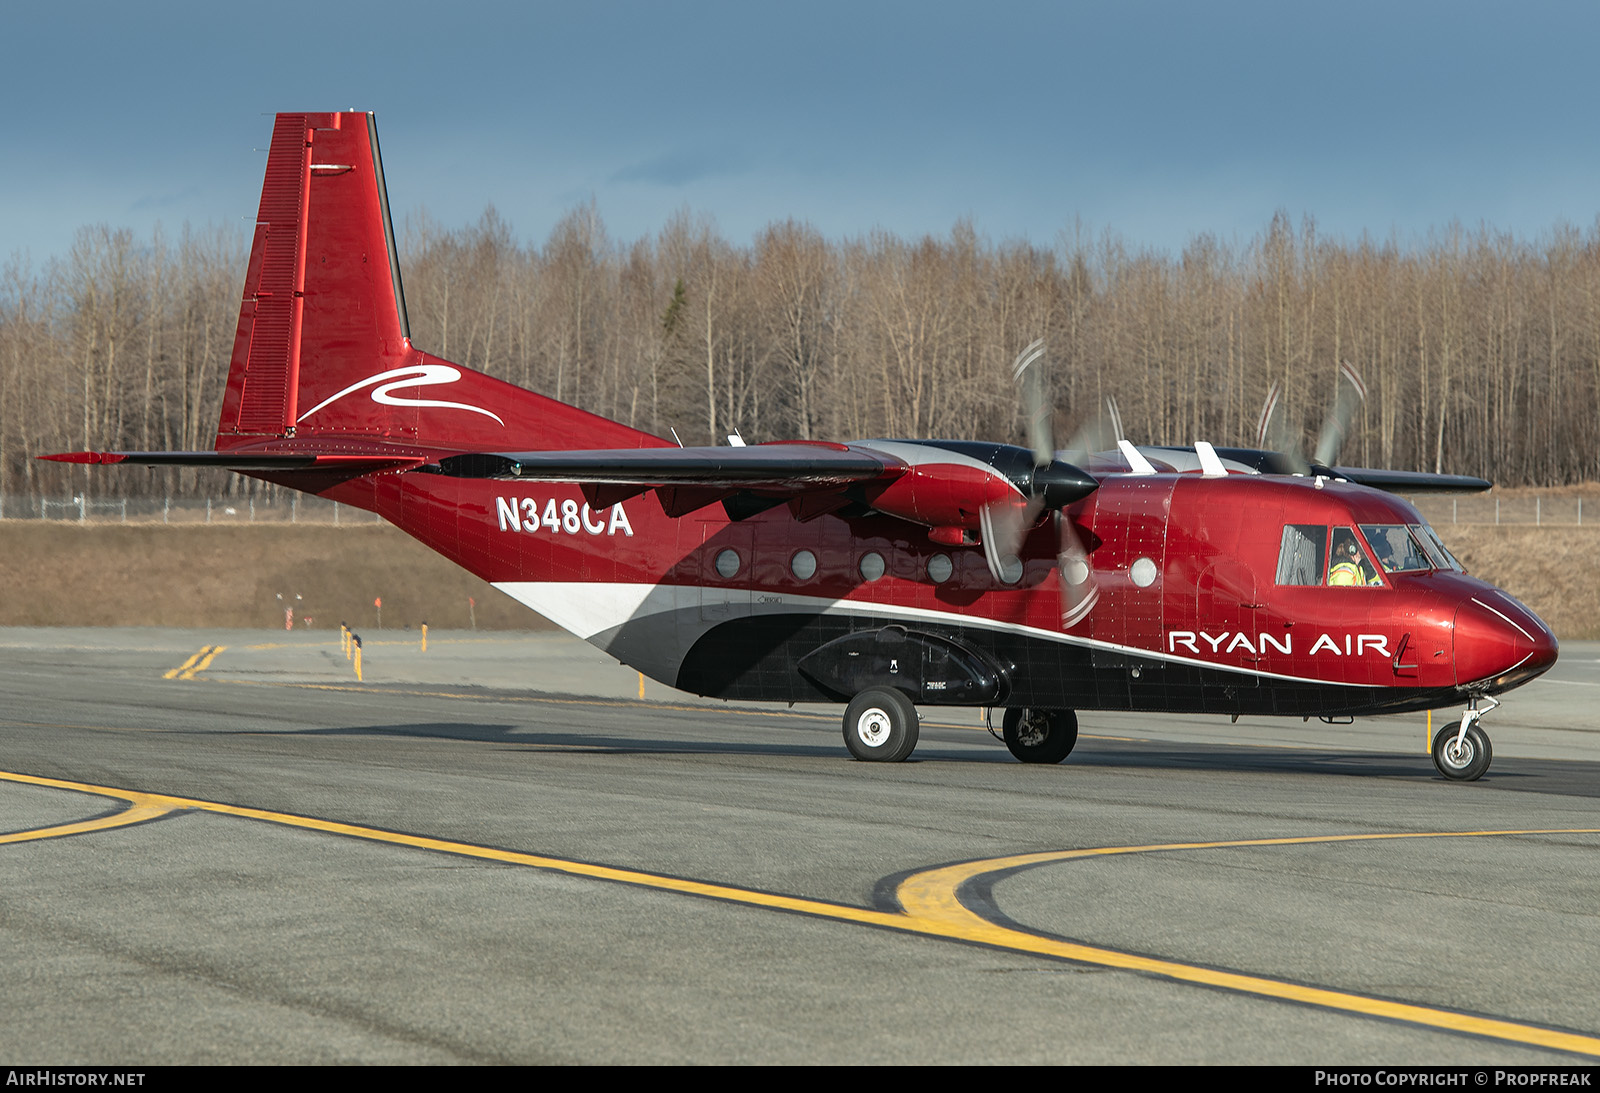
[1194,447,1493,493]
[432,441,908,519]
[38,451,425,473]
[43,438,1102,538]
[1323,467,1493,494]
[432,439,1100,568]
[44,441,910,523]
[433,441,901,490]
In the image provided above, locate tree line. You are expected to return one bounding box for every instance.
[5,206,1600,501]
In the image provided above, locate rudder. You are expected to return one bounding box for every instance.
[216,111,658,455]
[218,111,414,444]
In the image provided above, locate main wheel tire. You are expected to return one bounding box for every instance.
[843,688,919,762]
[1432,721,1492,781]
[1002,707,1079,764]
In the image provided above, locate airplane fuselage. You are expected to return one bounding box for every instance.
[320,458,1553,721]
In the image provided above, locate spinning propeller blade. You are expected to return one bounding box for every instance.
[1252,360,1367,473]
[988,339,1100,625]
[1314,360,1368,467]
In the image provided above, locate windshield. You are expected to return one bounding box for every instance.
[1359,524,1432,574]
[1411,523,1465,572]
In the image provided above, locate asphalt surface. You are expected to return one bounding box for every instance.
[1,627,1597,1064]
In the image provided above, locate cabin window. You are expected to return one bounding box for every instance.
[997,555,1024,584]
[926,553,953,583]
[1275,524,1326,585]
[1359,524,1431,574]
[859,552,886,581]
[715,549,741,579]
[790,550,818,580]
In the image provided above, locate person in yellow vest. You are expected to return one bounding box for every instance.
[1327,532,1379,586]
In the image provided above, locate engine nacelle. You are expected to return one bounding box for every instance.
[865,462,1018,531]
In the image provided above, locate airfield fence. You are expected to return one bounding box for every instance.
[0,493,382,525]
[1407,492,1598,528]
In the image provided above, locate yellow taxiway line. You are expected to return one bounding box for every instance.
[2,766,1597,1058]
[0,791,178,844]
[162,647,209,679]
[894,832,1600,1058]
[163,645,227,680]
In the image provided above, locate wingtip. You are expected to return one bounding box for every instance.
[38,451,124,465]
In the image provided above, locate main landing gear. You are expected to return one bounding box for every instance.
[839,692,1082,766]
[1432,695,1499,781]
[842,688,920,762]
[1000,707,1079,764]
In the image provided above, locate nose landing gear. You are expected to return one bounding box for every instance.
[1432,695,1499,781]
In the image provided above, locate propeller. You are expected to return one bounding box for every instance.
[1254,360,1367,474]
[981,340,1099,626]
[1314,360,1368,467]
[1061,394,1125,468]
[1254,380,1307,474]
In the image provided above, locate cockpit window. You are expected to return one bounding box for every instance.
[1275,524,1327,586]
[1411,523,1464,572]
[1329,527,1383,586]
[1359,524,1431,574]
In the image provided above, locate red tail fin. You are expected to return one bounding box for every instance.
[216,111,659,454]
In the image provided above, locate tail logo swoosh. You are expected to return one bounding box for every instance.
[297,365,506,426]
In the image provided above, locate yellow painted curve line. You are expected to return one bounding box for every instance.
[0,774,179,843]
[2,767,1597,1057]
[0,766,906,926]
[896,830,1600,1058]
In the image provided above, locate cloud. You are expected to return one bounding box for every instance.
[129,186,206,213]
[610,147,751,188]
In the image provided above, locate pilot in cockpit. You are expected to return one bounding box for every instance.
[1327,529,1379,586]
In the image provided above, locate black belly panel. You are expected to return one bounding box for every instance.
[672,610,1459,716]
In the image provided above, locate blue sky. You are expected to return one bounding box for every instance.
[4,0,1598,265]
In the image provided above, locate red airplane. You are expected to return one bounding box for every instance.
[46,111,1558,781]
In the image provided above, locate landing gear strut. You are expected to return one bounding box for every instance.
[1001,707,1079,764]
[1432,695,1498,781]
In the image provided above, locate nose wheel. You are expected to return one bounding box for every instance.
[1432,697,1497,781]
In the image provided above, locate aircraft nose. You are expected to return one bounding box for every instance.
[1454,592,1558,690]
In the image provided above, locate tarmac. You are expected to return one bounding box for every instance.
[1,626,1596,1063]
